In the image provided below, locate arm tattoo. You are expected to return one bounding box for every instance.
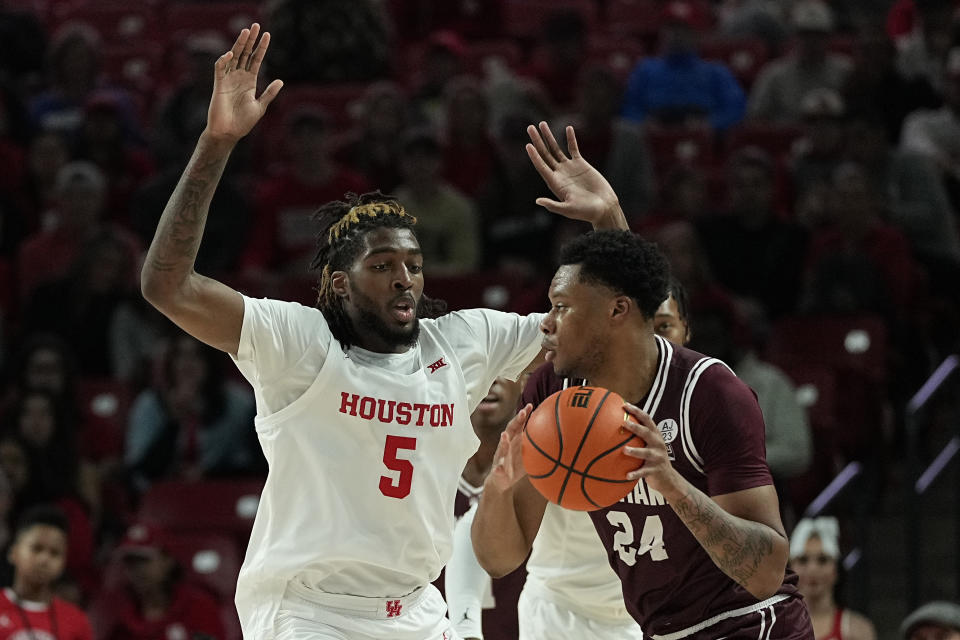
[672,488,776,590]
[144,140,231,281]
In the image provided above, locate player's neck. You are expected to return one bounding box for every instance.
[11,578,53,604]
[589,332,659,405]
[462,443,495,486]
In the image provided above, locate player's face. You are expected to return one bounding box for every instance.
[344,227,424,353]
[541,265,612,379]
[474,377,523,426]
[791,536,837,600]
[8,525,67,587]
[653,295,690,346]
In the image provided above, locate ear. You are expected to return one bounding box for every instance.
[331,271,349,298]
[610,296,631,323]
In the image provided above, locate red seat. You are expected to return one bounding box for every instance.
[165,2,261,41]
[604,0,663,38]
[502,0,598,39]
[138,479,264,541]
[586,37,645,79]
[645,126,716,177]
[699,38,768,88]
[726,122,804,159]
[77,378,132,460]
[51,3,159,42]
[165,532,242,603]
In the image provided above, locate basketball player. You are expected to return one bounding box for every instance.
[472,136,814,640]
[140,25,626,640]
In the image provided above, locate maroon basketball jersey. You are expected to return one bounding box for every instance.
[523,336,807,639]
[434,478,526,640]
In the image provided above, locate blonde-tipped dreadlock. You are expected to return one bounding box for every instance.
[315,200,416,309]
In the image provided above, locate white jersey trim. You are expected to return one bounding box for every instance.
[649,593,790,640]
[678,357,727,475]
[458,476,483,503]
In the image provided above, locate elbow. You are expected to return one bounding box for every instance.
[746,576,783,601]
[745,546,790,600]
[140,264,187,310]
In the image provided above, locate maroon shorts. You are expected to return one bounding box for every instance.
[658,596,814,640]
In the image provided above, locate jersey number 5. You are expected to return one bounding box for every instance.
[606,511,668,565]
[380,435,417,499]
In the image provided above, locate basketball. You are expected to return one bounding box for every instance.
[522,386,645,511]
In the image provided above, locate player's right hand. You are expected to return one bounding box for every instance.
[485,403,533,493]
[205,23,283,143]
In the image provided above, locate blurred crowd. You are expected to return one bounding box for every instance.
[0,0,959,637]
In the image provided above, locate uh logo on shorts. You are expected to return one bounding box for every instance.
[386,600,402,618]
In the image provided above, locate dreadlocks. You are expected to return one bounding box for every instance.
[311,191,447,350]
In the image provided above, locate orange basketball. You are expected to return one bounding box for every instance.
[522,386,645,511]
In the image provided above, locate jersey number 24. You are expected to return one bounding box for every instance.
[606,511,669,565]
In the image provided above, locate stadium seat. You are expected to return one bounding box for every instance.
[699,37,768,88]
[586,37,645,79]
[502,0,598,39]
[645,126,716,177]
[164,2,261,41]
[604,0,663,38]
[726,122,804,159]
[138,479,264,541]
[77,378,132,460]
[165,532,242,603]
[50,4,159,43]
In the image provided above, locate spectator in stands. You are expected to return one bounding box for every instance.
[0,505,93,639]
[891,0,960,95]
[637,165,710,235]
[622,0,746,131]
[4,390,98,595]
[689,301,812,484]
[564,64,655,222]
[153,32,227,168]
[16,162,141,301]
[6,334,77,412]
[792,88,848,229]
[21,130,70,230]
[846,110,960,269]
[337,82,409,192]
[652,220,736,313]
[91,523,224,640]
[716,0,789,55]
[790,517,877,640]
[442,77,505,199]
[841,30,939,144]
[409,30,466,130]
[748,0,852,123]
[801,161,919,318]
[241,108,370,275]
[901,601,960,640]
[902,47,960,210]
[125,332,257,493]
[22,231,150,381]
[266,0,390,84]
[697,147,808,320]
[522,9,588,111]
[394,129,480,274]
[29,23,137,142]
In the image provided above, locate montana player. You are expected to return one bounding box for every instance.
[472,133,813,639]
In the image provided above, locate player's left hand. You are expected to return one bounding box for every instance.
[620,403,687,501]
[526,121,623,227]
[486,404,533,494]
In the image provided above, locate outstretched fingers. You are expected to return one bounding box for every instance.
[527,125,557,171]
[538,121,567,164]
[236,23,260,70]
[227,28,251,72]
[258,79,284,108]
[565,126,581,159]
[248,29,271,73]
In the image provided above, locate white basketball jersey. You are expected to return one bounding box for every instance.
[526,504,636,623]
[231,297,543,639]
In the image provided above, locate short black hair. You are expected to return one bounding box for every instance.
[558,230,671,319]
[15,504,69,539]
[666,277,690,322]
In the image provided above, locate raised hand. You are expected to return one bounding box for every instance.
[486,404,533,494]
[526,121,626,229]
[206,23,283,142]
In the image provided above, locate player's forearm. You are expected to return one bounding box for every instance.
[471,483,530,578]
[141,132,235,304]
[667,484,788,599]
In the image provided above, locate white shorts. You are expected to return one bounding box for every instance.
[518,586,644,640]
[274,581,462,640]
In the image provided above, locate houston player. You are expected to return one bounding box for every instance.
[140,24,627,640]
